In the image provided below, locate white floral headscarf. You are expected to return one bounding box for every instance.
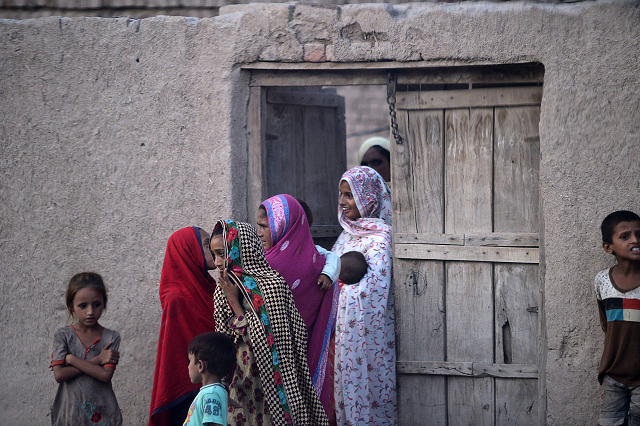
[337,166,392,243]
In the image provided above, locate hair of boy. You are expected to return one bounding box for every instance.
[188,332,236,378]
[295,198,314,227]
[66,272,108,319]
[601,210,640,244]
[340,251,368,284]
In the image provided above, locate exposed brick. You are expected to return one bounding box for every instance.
[303,43,326,62]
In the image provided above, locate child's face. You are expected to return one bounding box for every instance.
[603,220,640,261]
[187,353,203,384]
[339,180,361,220]
[256,209,272,251]
[209,235,226,271]
[72,287,105,329]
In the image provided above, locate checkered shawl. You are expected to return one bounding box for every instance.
[213,221,328,426]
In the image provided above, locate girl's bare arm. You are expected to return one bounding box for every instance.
[64,354,115,383]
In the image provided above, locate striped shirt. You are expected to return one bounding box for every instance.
[595,268,640,386]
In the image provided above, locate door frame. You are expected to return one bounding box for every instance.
[244,61,547,425]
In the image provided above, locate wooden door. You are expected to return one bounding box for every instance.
[392,85,542,425]
[249,87,347,248]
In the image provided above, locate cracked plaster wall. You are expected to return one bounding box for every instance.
[2,1,640,424]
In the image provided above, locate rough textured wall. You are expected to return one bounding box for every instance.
[0,0,596,20]
[0,14,251,425]
[2,1,640,424]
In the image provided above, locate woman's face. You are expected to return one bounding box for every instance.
[209,235,226,271]
[199,229,215,270]
[256,208,272,251]
[361,146,391,182]
[339,180,361,220]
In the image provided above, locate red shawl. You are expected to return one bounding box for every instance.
[149,227,216,426]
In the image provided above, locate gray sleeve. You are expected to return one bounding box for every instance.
[51,327,69,364]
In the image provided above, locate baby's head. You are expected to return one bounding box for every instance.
[187,331,236,383]
[295,198,314,227]
[339,251,368,285]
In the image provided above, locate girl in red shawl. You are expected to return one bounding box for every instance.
[149,227,217,426]
[257,195,340,422]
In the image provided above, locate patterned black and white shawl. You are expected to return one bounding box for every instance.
[212,220,328,426]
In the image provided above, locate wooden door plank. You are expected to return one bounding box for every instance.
[394,233,464,245]
[493,106,541,232]
[409,110,445,234]
[397,64,544,86]
[396,259,446,425]
[496,379,538,426]
[446,263,494,426]
[448,377,494,425]
[445,262,494,361]
[399,360,473,376]
[398,361,538,379]
[472,363,538,379]
[268,90,343,107]
[302,105,339,226]
[395,260,445,361]
[494,264,539,364]
[394,232,539,247]
[397,87,543,110]
[445,107,494,426]
[250,69,388,87]
[399,376,446,425]
[444,108,493,232]
[394,109,447,424]
[248,86,267,217]
[391,108,417,232]
[464,233,539,247]
[396,244,539,263]
[265,101,303,198]
[493,105,541,425]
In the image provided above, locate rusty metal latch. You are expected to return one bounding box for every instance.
[526,306,539,313]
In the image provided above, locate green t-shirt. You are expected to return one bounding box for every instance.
[183,383,227,426]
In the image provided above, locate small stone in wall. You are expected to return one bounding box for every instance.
[303,44,326,62]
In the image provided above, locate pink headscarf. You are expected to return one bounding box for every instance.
[262,194,338,419]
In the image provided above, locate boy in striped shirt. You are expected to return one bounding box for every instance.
[596,210,640,426]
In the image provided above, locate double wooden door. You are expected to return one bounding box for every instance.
[392,84,542,425]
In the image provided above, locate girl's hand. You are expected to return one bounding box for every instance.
[219,269,245,317]
[219,269,239,302]
[65,354,76,366]
[97,342,120,366]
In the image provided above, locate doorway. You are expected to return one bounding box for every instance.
[245,62,545,425]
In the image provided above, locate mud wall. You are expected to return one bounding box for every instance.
[1,1,639,424]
